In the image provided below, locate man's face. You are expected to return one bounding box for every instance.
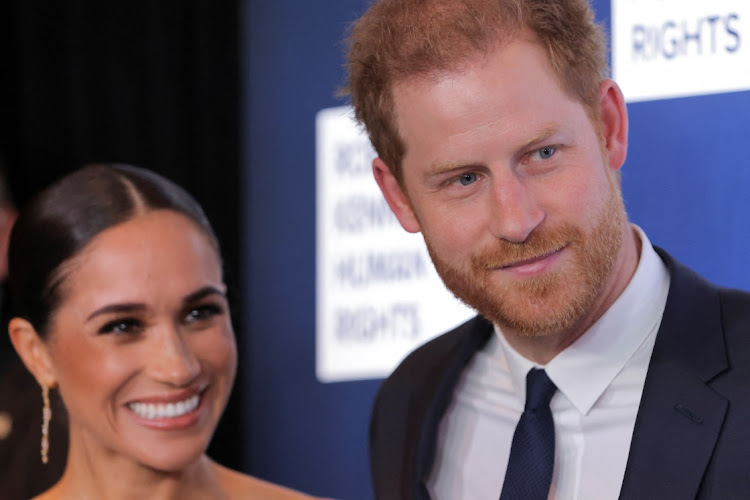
[375,35,630,339]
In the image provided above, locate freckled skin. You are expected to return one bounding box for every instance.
[374,34,638,363]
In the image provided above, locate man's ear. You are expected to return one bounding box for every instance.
[8,318,57,388]
[598,79,629,172]
[372,158,421,233]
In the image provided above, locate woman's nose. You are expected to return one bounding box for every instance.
[147,325,201,386]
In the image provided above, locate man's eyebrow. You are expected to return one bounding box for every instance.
[87,303,146,322]
[426,160,478,176]
[518,123,563,151]
[424,123,565,177]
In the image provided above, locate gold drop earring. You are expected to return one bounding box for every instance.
[41,385,51,464]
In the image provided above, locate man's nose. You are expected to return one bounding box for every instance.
[487,173,545,243]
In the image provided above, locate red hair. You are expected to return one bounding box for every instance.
[344,0,608,183]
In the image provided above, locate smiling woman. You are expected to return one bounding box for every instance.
[6,164,317,499]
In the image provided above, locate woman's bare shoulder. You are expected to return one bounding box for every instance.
[31,484,61,500]
[215,462,328,500]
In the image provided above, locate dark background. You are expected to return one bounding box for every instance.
[0,0,243,472]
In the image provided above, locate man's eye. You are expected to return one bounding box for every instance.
[537,146,556,159]
[458,173,478,186]
[98,318,143,335]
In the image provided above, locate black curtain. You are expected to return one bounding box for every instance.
[0,0,243,472]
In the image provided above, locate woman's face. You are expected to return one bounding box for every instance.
[44,210,236,472]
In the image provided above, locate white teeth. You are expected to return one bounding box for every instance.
[128,394,200,419]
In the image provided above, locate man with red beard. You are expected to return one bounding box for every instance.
[344,1,750,499]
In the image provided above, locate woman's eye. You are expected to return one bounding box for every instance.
[537,146,556,160]
[185,304,223,323]
[98,318,143,335]
[457,172,478,186]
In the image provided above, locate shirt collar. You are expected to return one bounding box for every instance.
[495,225,670,414]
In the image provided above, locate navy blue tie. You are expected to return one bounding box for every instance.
[499,368,557,500]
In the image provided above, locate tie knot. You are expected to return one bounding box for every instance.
[525,368,557,411]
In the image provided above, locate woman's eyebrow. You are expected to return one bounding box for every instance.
[86,303,146,322]
[183,286,226,304]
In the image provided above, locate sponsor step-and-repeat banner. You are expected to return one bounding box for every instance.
[612,0,749,102]
[315,0,750,383]
[245,0,750,497]
[315,106,475,382]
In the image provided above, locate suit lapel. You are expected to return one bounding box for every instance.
[413,316,494,500]
[619,360,728,499]
[619,249,729,499]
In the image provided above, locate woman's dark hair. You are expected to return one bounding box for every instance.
[7,163,220,337]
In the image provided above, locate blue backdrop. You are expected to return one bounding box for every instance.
[241,1,750,498]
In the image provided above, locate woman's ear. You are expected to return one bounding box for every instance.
[8,318,57,388]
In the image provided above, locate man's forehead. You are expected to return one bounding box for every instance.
[390,30,551,97]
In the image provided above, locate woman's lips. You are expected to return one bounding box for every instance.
[125,387,207,430]
[128,394,200,419]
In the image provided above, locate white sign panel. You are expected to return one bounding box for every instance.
[612,0,750,102]
[315,106,475,383]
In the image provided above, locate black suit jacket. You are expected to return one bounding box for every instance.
[369,249,750,499]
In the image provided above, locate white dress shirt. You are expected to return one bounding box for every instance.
[427,227,670,500]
